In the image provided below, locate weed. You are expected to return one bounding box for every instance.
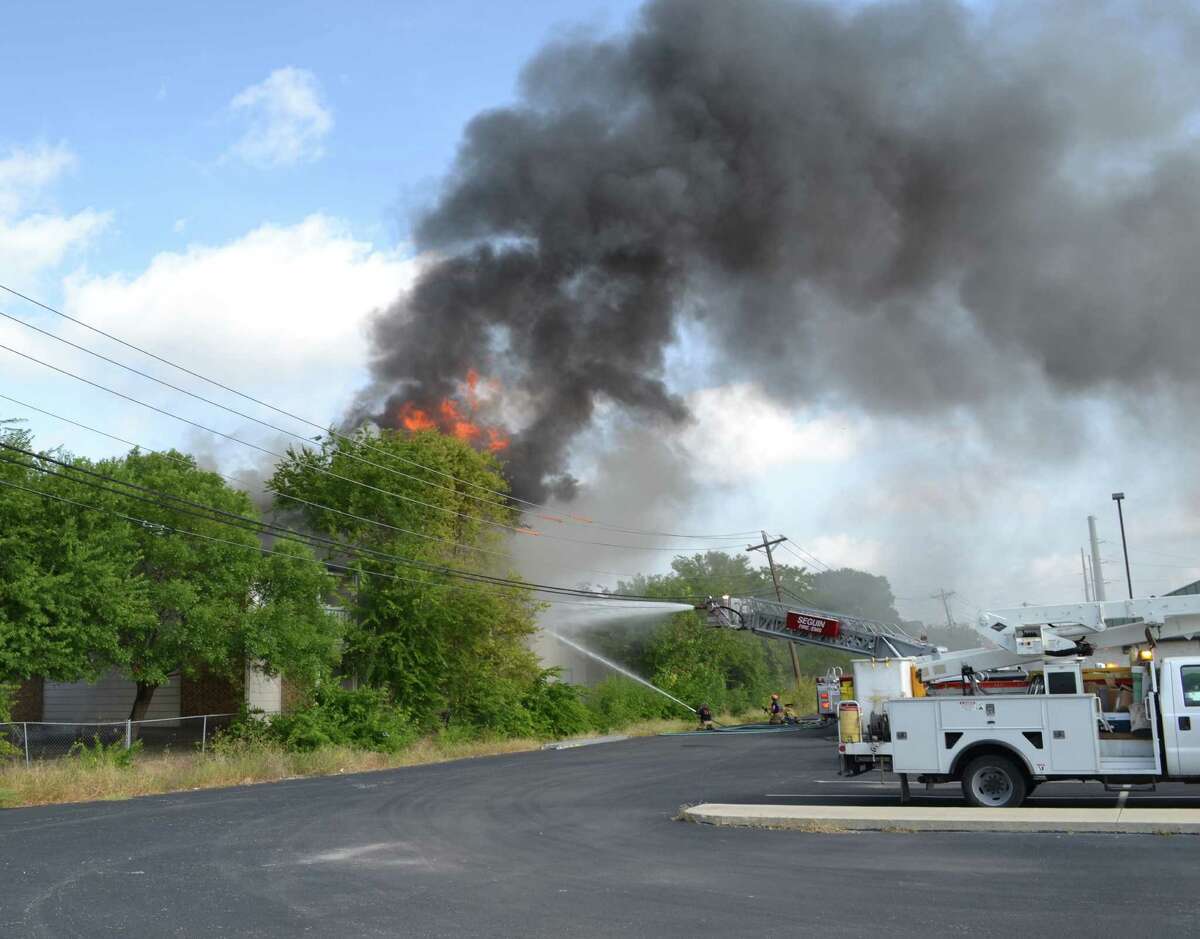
[69,736,142,770]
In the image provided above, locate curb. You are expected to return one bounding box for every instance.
[682,803,1200,834]
[541,734,630,751]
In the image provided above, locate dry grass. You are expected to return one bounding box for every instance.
[0,717,700,810]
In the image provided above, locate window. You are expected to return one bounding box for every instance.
[1181,666,1200,708]
[1047,671,1078,695]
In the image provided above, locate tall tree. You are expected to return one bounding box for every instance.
[806,568,901,622]
[270,428,541,722]
[604,551,864,694]
[616,551,773,600]
[89,450,342,720]
[0,428,150,688]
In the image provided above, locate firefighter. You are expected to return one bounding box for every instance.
[696,703,714,730]
[768,692,784,725]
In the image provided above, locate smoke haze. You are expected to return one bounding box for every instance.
[360,0,1200,504]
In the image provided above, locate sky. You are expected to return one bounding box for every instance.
[2,0,1199,630]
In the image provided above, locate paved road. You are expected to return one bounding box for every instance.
[2,730,1200,937]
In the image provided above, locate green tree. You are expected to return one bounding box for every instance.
[603,552,807,708]
[270,428,542,724]
[642,614,774,714]
[1,429,360,722]
[600,551,876,707]
[616,551,772,600]
[87,450,342,720]
[807,568,901,622]
[0,427,150,688]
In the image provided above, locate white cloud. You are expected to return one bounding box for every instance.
[679,383,860,483]
[0,142,109,283]
[0,210,109,283]
[228,67,332,168]
[0,142,76,216]
[52,215,414,456]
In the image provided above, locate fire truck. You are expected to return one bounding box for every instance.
[700,593,1200,807]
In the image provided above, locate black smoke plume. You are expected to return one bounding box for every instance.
[361,0,1200,501]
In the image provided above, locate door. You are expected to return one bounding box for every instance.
[1166,663,1200,776]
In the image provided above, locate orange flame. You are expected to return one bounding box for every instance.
[485,428,509,452]
[393,370,511,454]
[397,402,436,432]
[465,368,481,410]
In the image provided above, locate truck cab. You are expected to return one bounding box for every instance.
[1160,657,1200,777]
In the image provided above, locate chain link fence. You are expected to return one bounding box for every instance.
[0,712,264,765]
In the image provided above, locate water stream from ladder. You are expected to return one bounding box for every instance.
[548,630,696,715]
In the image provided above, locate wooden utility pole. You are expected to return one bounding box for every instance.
[747,531,803,693]
[930,588,956,631]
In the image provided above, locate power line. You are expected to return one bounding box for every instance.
[0,341,751,553]
[0,394,783,599]
[0,282,760,541]
[0,404,780,599]
[0,392,712,584]
[0,474,679,612]
[777,540,831,572]
[0,304,526,515]
[0,444,704,604]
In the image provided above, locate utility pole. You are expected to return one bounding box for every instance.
[747,531,803,694]
[1080,548,1092,602]
[1088,515,1107,602]
[1112,492,1134,599]
[930,588,956,630]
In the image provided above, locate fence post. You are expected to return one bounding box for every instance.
[201,714,208,754]
[125,720,132,750]
[23,722,30,767]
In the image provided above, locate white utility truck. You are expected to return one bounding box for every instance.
[701,594,1200,807]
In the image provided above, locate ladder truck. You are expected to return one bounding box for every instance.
[699,593,1200,807]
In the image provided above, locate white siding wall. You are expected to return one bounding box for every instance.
[244,662,282,713]
[42,669,181,722]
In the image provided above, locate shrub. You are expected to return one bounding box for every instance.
[268,686,417,753]
[70,736,141,769]
[585,677,677,731]
[448,675,539,739]
[0,685,16,760]
[522,672,596,738]
[208,708,278,754]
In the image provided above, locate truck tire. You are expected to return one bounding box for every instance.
[961,753,1027,808]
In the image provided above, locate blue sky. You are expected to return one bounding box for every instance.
[2,0,1197,623]
[1,1,643,278]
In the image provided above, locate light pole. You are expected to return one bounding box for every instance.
[1112,492,1133,599]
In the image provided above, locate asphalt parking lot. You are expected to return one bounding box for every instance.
[2,730,1199,937]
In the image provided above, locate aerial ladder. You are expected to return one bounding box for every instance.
[699,594,936,659]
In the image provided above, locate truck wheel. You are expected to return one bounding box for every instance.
[961,754,1027,808]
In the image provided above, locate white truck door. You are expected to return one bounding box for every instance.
[1165,662,1200,776]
